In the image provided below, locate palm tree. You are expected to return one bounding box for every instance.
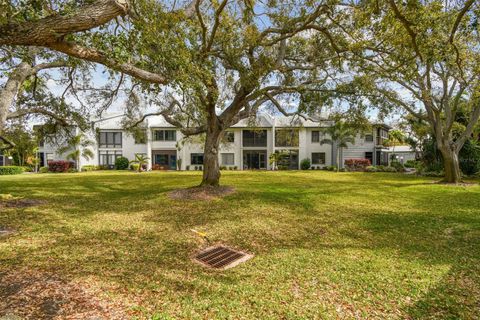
[130,154,150,172]
[320,121,357,172]
[57,134,95,171]
[386,129,406,164]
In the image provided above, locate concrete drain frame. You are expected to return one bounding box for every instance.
[193,245,253,270]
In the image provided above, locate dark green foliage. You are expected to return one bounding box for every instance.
[459,139,480,176]
[114,157,129,170]
[390,161,406,172]
[0,166,24,175]
[300,158,311,170]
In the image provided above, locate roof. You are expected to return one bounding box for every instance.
[386,145,415,153]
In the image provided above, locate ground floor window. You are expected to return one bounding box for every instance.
[243,150,267,169]
[311,152,326,165]
[191,153,204,165]
[99,150,122,167]
[221,153,235,166]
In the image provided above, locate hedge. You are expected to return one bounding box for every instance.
[48,160,75,173]
[344,158,371,171]
[0,166,24,175]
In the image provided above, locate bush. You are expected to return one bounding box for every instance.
[344,158,371,171]
[233,166,238,170]
[48,160,74,173]
[115,156,130,170]
[130,164,140,171]
[339,167,347,172]
[404,160,418,168]
[390,161,406,172]
[326,165,337,171]
[459,139,480,176]
[383,166,397,172]
[186,165,190,170]
[300,158,311,170]
[0,166,24,175]
[21,166,33,172]
[82,165,99,172]
[39,166,49,173]
[365,166,377,172]
[376,165,386,172]
[67,168,78,173]
[278,165,289,170]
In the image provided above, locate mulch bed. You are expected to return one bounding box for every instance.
[0,199,47,209]
[168,185,236,200]
[0,270,129,320]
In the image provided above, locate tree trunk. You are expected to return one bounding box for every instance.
[200,126,222,187]
[336,147,340,172]
[439,146,462,183]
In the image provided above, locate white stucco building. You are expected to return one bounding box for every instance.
[38,114,391,170]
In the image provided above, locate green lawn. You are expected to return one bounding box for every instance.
[1,171,480,319]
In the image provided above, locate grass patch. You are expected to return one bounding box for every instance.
[0,171,479,319]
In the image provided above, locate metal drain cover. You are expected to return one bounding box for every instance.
[194,245,252,269]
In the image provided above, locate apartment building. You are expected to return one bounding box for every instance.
[38,114,391,170]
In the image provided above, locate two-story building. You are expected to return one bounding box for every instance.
[38,113,391,170]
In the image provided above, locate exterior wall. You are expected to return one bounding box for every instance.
[302,128,332,167]
[343,133,376,163]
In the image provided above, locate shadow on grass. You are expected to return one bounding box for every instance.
[1,171,479,318]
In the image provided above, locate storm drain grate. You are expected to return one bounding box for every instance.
[194,245,252,269]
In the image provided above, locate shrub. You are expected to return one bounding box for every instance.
[344,158,371,171]
[198,165,203,171]
[82,165,99,172]
[339,167,347,172]
[459,139,480,176]
[390,161,406,172]
[365,166,377,172]
[233,166,238,170]
[115,156,129,170]
[0,166,24,175]
[278,165,288,170]
[384,166,397,172]
[186,165,190,171]
[423,170,445,177]
[326,165,337,171]
[404,160,418,168]
[67,168,78,173]
[97,165,110,170]
[194,166,198,170]
[130,164,140,171]
[48,160,74,173]
[300,158,311,170]
[376,165,386,172]
[39,166,49,173]
[21,166,33,172]
[228,166,233,170]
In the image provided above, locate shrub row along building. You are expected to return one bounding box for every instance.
[38,113,401,170]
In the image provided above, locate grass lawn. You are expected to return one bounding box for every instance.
[1,171,480,319]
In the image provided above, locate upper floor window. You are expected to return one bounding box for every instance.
[311,131,320,143]
[134,130,147,144]
[275,129,299,147]
[153,129,176,141]
[243,130,267,147]
[223,131,235,143]
[99,132,122,148]
[365,134,373,142]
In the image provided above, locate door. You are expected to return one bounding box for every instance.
[243,151,267,169]
[169,155,177,170]
[154,153,177,170]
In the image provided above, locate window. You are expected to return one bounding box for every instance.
[99,150,123,166]
[99,132,122,148]
[223,131,235,143]
[365,134,373,142]
[311,131,320,143]
[275,129,299,147]
[134,130,147,144]
[153,129,176,141]
[221,153,235,166]
[311,152,326,165]
[191,153,204,165]
[243,130,267,147]
[46,153,54,161]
